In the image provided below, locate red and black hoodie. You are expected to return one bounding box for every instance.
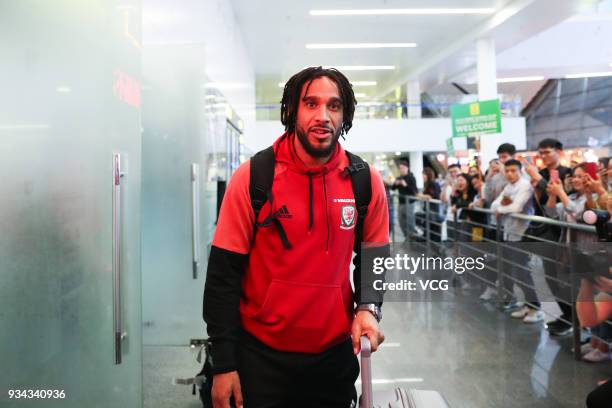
[203,133,389,374]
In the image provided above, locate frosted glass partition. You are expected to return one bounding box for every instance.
[141,44,211,345]
[0,1,143,407]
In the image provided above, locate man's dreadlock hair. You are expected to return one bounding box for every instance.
[280,66,356,137]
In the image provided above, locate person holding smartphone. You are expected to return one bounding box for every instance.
[581,162,610,209]
[545,163,601,242]
[522,139,573,336]
[523,139,572,206]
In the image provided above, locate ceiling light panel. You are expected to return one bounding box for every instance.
[351,81,377,86]
[565,72,612,79]
[278,81,377,89]
[325,65,395,71]
[496,76,545,83]
[309,9,495,16]
[306,43,416,49]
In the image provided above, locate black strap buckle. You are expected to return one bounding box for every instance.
[343,162,368,176]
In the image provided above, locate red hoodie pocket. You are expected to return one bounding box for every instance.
[251,278,351,353]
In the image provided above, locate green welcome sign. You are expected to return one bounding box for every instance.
[451,99,501,138]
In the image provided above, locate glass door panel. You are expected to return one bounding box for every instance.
[0,1,143,407]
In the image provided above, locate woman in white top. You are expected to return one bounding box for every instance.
[545,163,609,363]
[545,163,606,230]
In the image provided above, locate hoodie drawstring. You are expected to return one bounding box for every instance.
[307,171,314,231]
[307,171,329,252]
[323,172,330,252]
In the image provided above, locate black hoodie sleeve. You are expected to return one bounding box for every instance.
[202,162,254,374]
[203,246,248,374]
[353,167,391,306]
[353,244,390,306]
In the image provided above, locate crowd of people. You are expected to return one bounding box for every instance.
[386,138,612,407]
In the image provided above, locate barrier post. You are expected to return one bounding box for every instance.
[392,194,396,243]
[453,212,459,257]
[566,229,582,361]
[425,200,431,252]
[495,215,504,305]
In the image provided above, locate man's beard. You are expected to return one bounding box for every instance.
[295,126,341,158]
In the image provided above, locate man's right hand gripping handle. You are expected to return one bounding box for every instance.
[212,371,243,408]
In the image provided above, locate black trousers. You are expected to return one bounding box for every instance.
[587,380,612,408]
[501,242,541,309]
[541,245,573,319]
[524,226,573,319]
[235,331,359,408]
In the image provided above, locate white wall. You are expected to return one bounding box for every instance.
[143,0,256,137]
[250,118,526,157]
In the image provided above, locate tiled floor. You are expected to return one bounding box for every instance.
[375,297,610,408]
[143,218,610,407]
[143,290,610,408]
[143,345,204,408]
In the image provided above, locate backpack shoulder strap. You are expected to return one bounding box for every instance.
[249,146,276,224]
[344,150,372,252]
[248,146,292,249]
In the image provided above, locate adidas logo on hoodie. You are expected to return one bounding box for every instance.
[273,205,292,219]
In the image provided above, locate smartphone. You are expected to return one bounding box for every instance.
[550,169,559,183]
[583,162,599,180]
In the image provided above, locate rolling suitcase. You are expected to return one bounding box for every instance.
[359,337,451,408]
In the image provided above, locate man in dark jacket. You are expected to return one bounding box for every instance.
[523,138,573,336]
[391,160,418,241]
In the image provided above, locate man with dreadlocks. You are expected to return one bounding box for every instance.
[203,67,390,407]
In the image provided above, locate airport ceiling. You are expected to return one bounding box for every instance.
[231,0,506,100]
[229,0,607,104]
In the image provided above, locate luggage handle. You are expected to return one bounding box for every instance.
[359,336,373,408]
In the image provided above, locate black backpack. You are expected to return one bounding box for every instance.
[248,145,372,253]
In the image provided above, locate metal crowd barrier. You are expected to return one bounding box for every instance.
[391,194,611,362]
